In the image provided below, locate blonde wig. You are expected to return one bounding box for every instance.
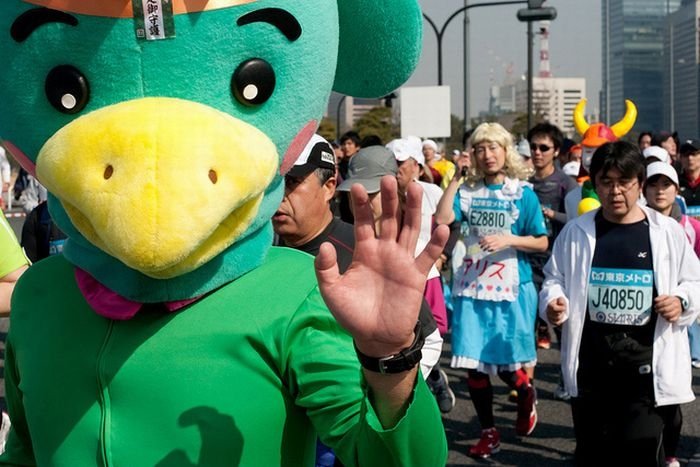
[465,122,531,185]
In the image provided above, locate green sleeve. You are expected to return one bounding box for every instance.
[284,287,448,467]
[0,215,28,277]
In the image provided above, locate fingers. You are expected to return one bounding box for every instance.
[415,224,449,276]
[379,176,399,242]
[654,295,681,322]
[547,297,567,325]
[349,183,376,242]
[314,241,340,288]
[397,180,423,252]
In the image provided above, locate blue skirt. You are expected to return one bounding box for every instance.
[450,281,537,371]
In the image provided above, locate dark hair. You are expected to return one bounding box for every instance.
[527,122,564,150]
[651,131,678,147]
[589,141,645,189]
[340,131,361,146]
[314,167,336,185]
[637,131,652,146]
[359,134,383,147]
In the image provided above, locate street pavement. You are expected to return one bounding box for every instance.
[440,332,700,466]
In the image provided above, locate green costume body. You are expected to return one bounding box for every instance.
[2,248,446,466]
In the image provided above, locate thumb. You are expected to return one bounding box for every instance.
[314,242,340,291]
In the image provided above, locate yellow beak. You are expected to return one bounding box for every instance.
[36,97,278,278]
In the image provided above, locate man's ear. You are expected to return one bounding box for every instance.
[324,176,337,203]
[333,0,422,98]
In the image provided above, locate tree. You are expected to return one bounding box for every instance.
[353,107,399,145]
[317,117,336,143]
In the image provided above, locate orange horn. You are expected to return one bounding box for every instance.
[573,99,589,137]
[610,100,638,139]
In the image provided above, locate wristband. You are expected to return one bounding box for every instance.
[354,321,424,374]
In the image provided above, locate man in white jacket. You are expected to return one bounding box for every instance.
[540,141,700,467]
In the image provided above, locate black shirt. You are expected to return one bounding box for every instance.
[577,212,657,395]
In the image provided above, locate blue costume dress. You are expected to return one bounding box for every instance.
[449,178,547,374]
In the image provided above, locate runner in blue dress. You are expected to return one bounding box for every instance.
[436,122,548,458]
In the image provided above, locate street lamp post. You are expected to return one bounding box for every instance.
[423,1,529,130]
[516,1,557,131]
[336,95,347,142]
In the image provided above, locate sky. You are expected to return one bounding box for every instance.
[405,0,602,120]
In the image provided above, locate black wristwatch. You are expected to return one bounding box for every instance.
[354,321,424,374]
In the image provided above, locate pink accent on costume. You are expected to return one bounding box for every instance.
[279,121,318,175]
[75,268,198,320]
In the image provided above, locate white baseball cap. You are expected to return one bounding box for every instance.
[386,138,425,166]
[562,161,580,177]
[646,161,679,186]
[642,146,670,164]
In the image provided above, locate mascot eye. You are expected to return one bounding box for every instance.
[231,58,276,106]
[45,65,90,114]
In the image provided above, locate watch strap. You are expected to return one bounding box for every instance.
[354,321,424,374]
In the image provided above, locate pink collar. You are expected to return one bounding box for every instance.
[74,268,199,320]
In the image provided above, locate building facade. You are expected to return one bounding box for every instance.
[601,0,681,133]
[515,77,586,137]
[662,0,700,140]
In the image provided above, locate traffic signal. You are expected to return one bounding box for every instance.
[517,0,557,22]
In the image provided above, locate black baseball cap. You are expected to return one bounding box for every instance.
[287,134,336,177]
[680,138,700,157]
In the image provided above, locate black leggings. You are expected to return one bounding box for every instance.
[466,368,530,429]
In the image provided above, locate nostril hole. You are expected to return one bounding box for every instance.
[209,170,218,184]
[104,165,114,180]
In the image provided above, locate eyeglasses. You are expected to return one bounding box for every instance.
[530,143,553,153]
[597,178,639,193]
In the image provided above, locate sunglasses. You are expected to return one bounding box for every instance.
[530,143,553,153]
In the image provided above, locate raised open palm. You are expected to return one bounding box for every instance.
[315,176,448,358]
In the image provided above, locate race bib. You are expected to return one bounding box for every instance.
[49,238,66,256]
[468,197,511,236]
[588,267,653,326]
[454,186,519,302]
[687,205,700,221]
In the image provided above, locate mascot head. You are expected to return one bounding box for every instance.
[0,0,423,302]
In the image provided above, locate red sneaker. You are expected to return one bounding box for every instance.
[468,428,500,458]
[516,385,538,436]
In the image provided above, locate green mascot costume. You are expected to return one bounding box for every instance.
[0,1,448,465]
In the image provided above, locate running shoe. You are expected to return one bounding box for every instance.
[515,384,538,436]
[429,369,456,413]
[468,427,500,458]
[665,457,680,467]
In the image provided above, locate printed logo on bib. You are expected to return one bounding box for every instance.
[588,267,653,326]
[49,238,66,256]
[469,198,511,236]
